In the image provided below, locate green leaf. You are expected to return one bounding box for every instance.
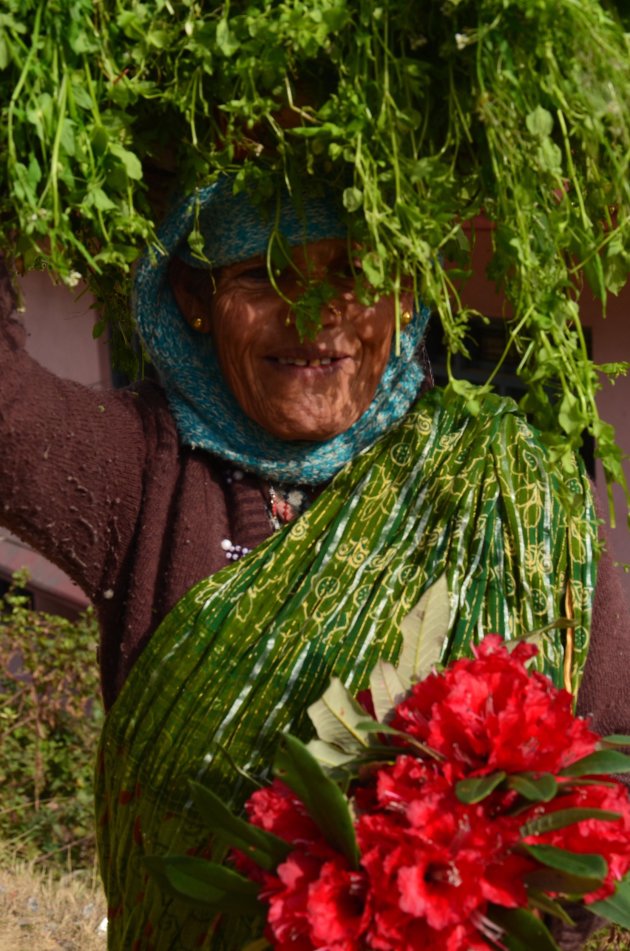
[91,125,109,157]
[216,18,240,57]
[368,660,406,723]
[361,251,385,287]
[560,749,630,777]
[109,142,143,180]
[455,771,506,804]
[190,782,289,869]
[522,844,607,879]
[397,574,450,684]
[274,735,359,867]
[143,855,260,913]
[305,738,357,768]
[92,319,106,339]
[84,187,117,212]
[589,875,630,929]
[342,186,363,212]
[526,106,554,138]
[524,867,605,895]
[527,890,575,925]
[489,906,560,951]
[521,808,621,837]
[60,118,76,157]
[601,735,630,747]
[306,677,372,754]
[508,772,558,802]
[536,138,563,174]
[584,255,606,303]
[558,391,587,436]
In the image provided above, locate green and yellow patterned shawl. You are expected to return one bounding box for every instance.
[96,389,597,950]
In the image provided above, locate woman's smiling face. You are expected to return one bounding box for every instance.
[173,239,407,441]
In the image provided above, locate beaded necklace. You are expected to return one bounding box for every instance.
[220,467,313,562]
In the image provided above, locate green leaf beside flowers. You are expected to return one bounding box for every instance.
[274,734,359,868]
[521,808,621,837]
[455,771,506,804]
[143,855,260,914]
[508,772,558,802]
[522,844,608,880]
[488,906,561,951]
[189,782,290,870]
[588,875,630,930]
[560,750,630,777]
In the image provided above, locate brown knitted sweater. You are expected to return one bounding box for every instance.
[1,261,629,753]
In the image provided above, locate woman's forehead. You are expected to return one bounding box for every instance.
[223,238,352,276]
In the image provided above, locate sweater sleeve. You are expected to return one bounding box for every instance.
[576,518,630,736]
[0,257,147,605]
[552,523,630,951]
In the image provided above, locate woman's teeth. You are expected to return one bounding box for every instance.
[276,357,334,367]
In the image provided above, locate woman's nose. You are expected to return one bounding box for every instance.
[320,297,344,326]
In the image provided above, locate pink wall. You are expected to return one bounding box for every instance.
[19,270,111,386]
[0,271,111,613]
[460,221,630,602]
[590,296,630,595]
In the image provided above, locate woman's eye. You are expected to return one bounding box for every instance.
[239,265,270,281]
[333,259,362,280]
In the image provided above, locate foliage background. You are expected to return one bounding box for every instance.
[0,571,101,870]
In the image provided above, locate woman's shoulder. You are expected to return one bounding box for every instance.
[419,385,550,458]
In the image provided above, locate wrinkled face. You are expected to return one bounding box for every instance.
[173,239,408,441]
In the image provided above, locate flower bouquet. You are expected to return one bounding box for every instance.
[147,578,630,949]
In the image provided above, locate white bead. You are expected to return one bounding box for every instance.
[221,539,232,551]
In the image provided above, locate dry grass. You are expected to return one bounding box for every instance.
[0,841,627,951]
[585,928,630,951]
[0,844,106,951]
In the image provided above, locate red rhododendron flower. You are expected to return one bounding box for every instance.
[307,859,370,949]
[391,635,598,778]
[356,756,533,946]
[260,848,369,949]
[245,779,323,845]
[238,637,627,950]
[263,851,327,950]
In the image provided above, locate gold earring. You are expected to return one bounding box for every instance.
[401,310,413,327]
[192,316,204,331]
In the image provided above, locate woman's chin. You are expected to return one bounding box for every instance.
[249,404,359,443]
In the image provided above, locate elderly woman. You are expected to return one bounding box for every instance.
[0,177,628,950]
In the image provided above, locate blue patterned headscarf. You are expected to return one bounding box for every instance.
[134,176,430,484]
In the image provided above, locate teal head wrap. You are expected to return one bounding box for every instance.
[134,176,430,484]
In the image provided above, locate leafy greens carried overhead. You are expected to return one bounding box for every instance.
[1,0,629,515]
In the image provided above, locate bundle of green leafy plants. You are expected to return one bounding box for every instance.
[1,0,629,513]
[0,572,102,869]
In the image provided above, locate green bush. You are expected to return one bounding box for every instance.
[0,570,102,869]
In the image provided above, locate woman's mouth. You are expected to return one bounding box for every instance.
[267,352,348,369]
[275,356,334,367]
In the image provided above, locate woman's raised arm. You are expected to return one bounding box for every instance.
[0,258,147,604]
